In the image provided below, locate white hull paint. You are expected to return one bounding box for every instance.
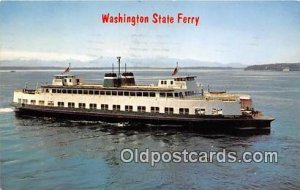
[13,91,241,116]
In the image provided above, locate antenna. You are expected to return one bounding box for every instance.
[117,56,121,78]
[125,63,127,73]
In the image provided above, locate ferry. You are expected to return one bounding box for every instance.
[12,57,274,134]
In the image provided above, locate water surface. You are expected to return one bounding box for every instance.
[0,69,300,189]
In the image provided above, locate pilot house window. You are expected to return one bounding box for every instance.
[161,81,167,85]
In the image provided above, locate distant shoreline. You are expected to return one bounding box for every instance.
[2,63,300,71]
[245,63,300,71]
[0,66,237,70]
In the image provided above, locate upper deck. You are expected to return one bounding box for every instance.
[42,83,175,92]
[17,56,243,102]
[42,73,200,94]
[29,70,242,101]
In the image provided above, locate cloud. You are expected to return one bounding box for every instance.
[0,50,96,62]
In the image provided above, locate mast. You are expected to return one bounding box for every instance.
[117,56,121,78]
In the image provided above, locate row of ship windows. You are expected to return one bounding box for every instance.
[19,99,223,115]
[72,103,181,114]
[44,88,196,98]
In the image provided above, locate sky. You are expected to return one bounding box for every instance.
[0,1,300,66]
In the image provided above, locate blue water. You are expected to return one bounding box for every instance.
[0,69,300,189]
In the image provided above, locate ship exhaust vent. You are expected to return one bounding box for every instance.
[103,72,121,87]
[103,57,135,87]
[121,72,135,86]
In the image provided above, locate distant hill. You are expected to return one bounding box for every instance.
[0,66,234,71]
[0,56,245,68]
[245,63,300,71]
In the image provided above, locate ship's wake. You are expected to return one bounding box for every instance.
[68,120,130,128]
[0,107,14,113]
